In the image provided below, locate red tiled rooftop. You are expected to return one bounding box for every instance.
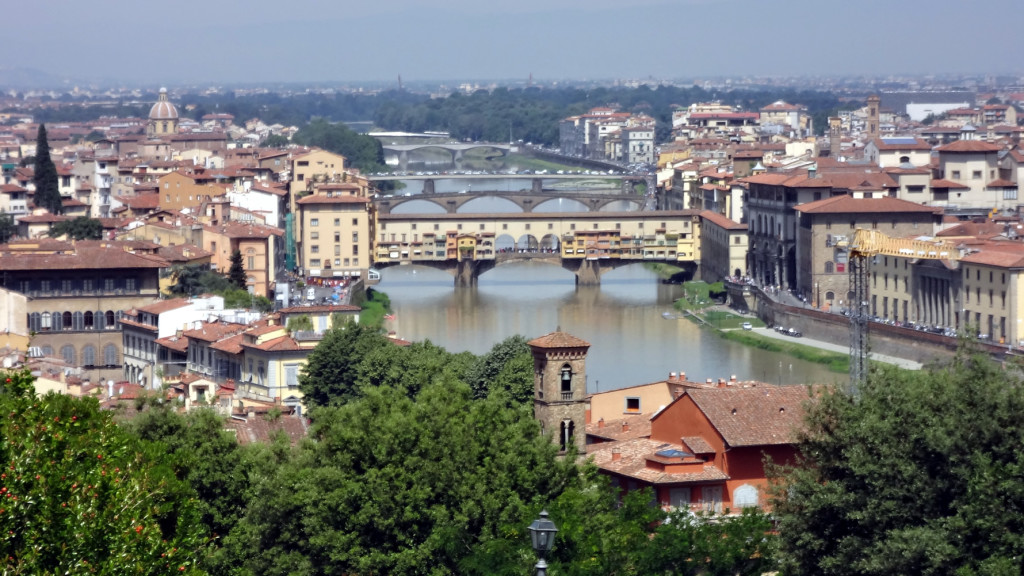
[528,331,591,349]
[937,140,1002,153]
[682,386,813,447]
[794,195,940,215]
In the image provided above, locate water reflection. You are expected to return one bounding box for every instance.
[377,262,843,393]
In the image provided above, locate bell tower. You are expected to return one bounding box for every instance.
[528,331,590,453]
[867,94,880,140]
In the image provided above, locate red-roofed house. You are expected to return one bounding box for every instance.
[589,384,815,513]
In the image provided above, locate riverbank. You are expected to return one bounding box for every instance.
[682,305,922,374]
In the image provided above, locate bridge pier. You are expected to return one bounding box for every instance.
[453,149,463,165]
[532,178,543,193]
[454,259,495,286]
[423,179,435,194]
[399,150,409,171]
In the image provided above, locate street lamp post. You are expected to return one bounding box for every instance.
[528,510,558,576]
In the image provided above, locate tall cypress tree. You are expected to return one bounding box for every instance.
[228,249,247,289]
[33,124,62,215]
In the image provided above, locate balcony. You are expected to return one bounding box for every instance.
[560,391,573,401]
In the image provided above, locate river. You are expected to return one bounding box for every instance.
[376,262,844,393]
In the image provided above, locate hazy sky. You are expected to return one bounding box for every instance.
[11,0,1021,85]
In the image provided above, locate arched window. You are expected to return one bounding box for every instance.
[40,312,52,331]
[73,311,84,331]
[899,155,910,164]
[105,311,116,328]
[60,345,76,366]
[825,261,834,274]
[558,420,575,451]
[29,313,40,332]
[84,311,94,329]
[103,344,118,367]
[62,312,73,330]
[41,346,54,357]
[560,364,573,398]
[82,345,96,367]
[825,291,835,302]
[733,484,759,508]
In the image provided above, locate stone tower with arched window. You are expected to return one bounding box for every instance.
[528,331,590,453]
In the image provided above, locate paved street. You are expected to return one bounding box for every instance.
[750,326,923,370]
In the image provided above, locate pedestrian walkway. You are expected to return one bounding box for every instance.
[751,327,923,370]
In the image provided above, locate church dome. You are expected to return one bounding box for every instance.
[149,88,179,120]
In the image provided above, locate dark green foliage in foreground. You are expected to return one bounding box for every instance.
[48,216,104,240]
[772,348,1024,575]
[0,369,209,574]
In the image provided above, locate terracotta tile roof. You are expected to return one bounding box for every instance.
[250,184,288,196]
[589,438,730,484]
[700,210,747,230]
[871,137,933,151]
[794,194,940,215]
[119,316,157,331]
[155,335,188,352]
[682,386,813,447]
[157,243,213,263]
[681,436,715,454]
[183,321,247,343]
[138,297,191,314]
[17,213,69,224]
[211,333,246,354]
[586,414,653,442]
[937,140,1003,153]
[930,178,970,189]
[202,221,283,238]
[242,334,305,352]
[528,331,591,349]
[987,179,1018,188]
[0,243,168,270]
[224,414,308,446]
[118,193,160,210]
[296,194,371,205]
[0,184,27,194]
[960,247,1024,268]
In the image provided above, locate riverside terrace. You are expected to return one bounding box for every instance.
[372,210,706,286]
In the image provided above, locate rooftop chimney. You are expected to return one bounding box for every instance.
[598,418,605,428]
[621,421,629,432]
[611,451,622,462]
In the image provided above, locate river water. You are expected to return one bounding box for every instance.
[376,262,843,393]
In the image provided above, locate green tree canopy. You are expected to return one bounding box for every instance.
[291,118,386,173]
[261,134,289,148]
[0,369,209,574]
[772,351,1024,575]
[48,215,103,240]
[224,379,579,576]
[0,210,15,243]
[463,335,533,404]
[298,320,390,407]
[32,124,63,215]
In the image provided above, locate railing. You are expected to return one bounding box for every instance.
[560,391,573,401]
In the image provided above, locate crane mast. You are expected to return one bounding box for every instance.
[847,229,960,394]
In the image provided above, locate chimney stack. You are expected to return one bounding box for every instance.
[598,418,605,428]
[621,421,629,432]
[611,451,622,462]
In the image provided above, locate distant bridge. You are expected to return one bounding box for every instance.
[374,190,645,214]
[381,143,512,170]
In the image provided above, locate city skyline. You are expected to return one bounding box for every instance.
[7,0,1022,86]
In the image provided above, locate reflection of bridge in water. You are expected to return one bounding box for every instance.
[373,210,702,286]
[375,190,644,214]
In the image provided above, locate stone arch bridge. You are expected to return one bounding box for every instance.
[373,210,702,286]
[382,143,512,170]
[374,190,644,214]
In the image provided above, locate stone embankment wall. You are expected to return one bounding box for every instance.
[728,281,1009,365]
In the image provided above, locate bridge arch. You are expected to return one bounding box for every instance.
[457,196,523,214]
[540,234,560,252]
[598,199,642,212]
[495,233,517,252]
[517,234,540,251]
[390,199,448,214]
[533,197,589,213]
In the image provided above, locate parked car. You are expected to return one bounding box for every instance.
[787,328,803,337]
[741,322,753,331]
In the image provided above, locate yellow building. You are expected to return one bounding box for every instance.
[296,191,373,280]
[156,171,228,211]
